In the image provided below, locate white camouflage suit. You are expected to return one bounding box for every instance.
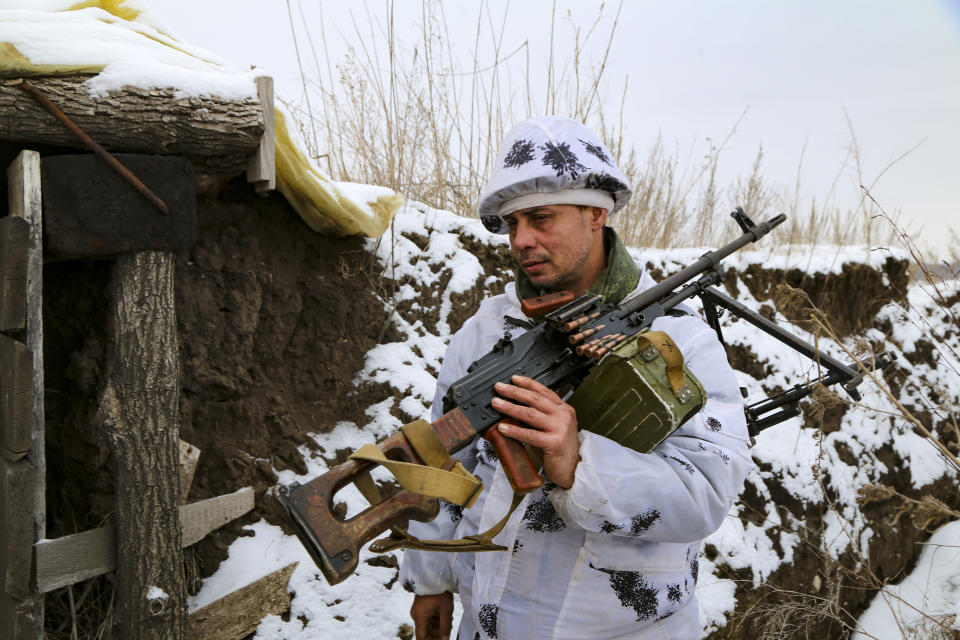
[399,273,753,639]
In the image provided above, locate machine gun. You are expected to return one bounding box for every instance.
[278,208,892,585]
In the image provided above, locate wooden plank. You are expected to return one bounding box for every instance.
[181,487,255,547]
[0,216,29,332]
[34,488,255,593]
[0,334,32,458]
[188,563,297,640]
[41,154,197,259]
[6,150,42,640]
[0,458,35,598]
[246,76,275,193]
[179,440,201,504]
[7,150,44,529]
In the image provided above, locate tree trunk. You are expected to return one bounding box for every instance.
[100,250,186,639]
[0,76,263,175]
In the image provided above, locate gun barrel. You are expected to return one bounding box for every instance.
[620,214,786,317]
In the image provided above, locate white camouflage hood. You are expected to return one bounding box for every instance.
[477,116,632,233]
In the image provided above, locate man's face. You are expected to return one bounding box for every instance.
[505,204,606,294]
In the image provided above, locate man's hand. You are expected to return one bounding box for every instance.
[492,375,580,488]
[411,592,454,640]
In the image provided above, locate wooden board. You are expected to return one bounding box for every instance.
[246,76,276,193]
[0,334,33,458]
[187,563,297,640]
[180,488,254,548]
[34,488,254,593]
[5,150,43,638]
[179,440,201,504]
[0,216,29,332]
[41,154,197,259]
[0,458,35,599]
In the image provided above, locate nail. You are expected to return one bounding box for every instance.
[498,423,509,432]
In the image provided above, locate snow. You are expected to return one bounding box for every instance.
[146,585,168,601]
[853,521,960,639]
[182,202,960,638]
[0,2,261,100]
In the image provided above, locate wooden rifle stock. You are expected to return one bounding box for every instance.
[277,408,542,585]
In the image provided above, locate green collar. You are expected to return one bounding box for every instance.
[515,227,640,305]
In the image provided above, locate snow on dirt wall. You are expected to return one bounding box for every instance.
[191,202,959,640]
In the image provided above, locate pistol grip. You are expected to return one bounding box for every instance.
[484,422,544,494]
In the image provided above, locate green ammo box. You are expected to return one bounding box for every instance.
[567,330,706,454]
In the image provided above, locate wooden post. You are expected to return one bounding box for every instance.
[2,150,44,640]
[245,76,275,193]
[98,250,187,639]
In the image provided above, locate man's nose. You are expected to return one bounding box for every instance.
[510,219,536,250]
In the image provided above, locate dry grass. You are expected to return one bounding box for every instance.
[283,0,906,250]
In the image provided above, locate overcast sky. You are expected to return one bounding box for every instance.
[154,0,960,256]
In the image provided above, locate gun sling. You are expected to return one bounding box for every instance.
[350,419,523,553]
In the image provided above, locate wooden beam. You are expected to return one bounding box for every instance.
[0,216,29,332]
[0,76,265,176]
[5,150,43,640]
[246,76,275,193]
[0,335,32,459]
[178,440,201,504]
[0,458,35,599]
[187,563,297,640]
[34,488,255,594]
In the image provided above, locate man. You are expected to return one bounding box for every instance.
[400,116,753,640]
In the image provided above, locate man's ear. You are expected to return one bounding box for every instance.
[590,207,608,230]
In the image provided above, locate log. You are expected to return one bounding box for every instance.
[0,334,33,458]
[33,488,255,594]
[0,76,264,175]
[187,563,298,640]
[101,250,186,639]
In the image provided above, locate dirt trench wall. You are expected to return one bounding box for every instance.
[43,180,401,576]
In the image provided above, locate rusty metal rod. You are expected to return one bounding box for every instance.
[17,79,170,215]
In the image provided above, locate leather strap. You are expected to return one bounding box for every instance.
[635,330,686,397]
[370,492,524,554]
[349,420,483,509]
[349,419,527,554]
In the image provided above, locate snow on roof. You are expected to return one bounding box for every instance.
[0,0,260,99]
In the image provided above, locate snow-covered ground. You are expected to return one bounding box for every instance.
[189,203,959,639]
